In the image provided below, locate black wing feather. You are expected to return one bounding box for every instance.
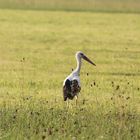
[63,79,71,101]
[63,79,81,101]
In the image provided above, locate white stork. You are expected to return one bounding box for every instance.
[63,51,96,104]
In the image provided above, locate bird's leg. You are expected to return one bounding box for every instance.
[67,99,69,108]
[67,99,73,109]
[75,95,78,106]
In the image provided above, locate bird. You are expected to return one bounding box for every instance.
[63,51,96,105]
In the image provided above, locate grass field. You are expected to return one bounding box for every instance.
[0,0,140,13]
[0,9,140,139]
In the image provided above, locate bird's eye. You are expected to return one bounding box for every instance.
[80,53,84,56]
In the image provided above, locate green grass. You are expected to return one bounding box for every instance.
[0,9,140,139]
[0,0,140,13]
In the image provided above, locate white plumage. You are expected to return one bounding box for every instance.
[63,74,80,87]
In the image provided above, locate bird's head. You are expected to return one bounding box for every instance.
[76,51,96,66]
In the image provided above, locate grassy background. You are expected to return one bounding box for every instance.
[0,0,140,139]
[0,0,140,12]
[0,9,140,139]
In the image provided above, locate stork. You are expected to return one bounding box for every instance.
[63,51,96,105]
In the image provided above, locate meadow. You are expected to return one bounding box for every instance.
[0,0,140,13]
[0,8,140,140]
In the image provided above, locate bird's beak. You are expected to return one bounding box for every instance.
[82,55,96,66]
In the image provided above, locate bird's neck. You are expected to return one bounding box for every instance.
[73,56,82,75]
